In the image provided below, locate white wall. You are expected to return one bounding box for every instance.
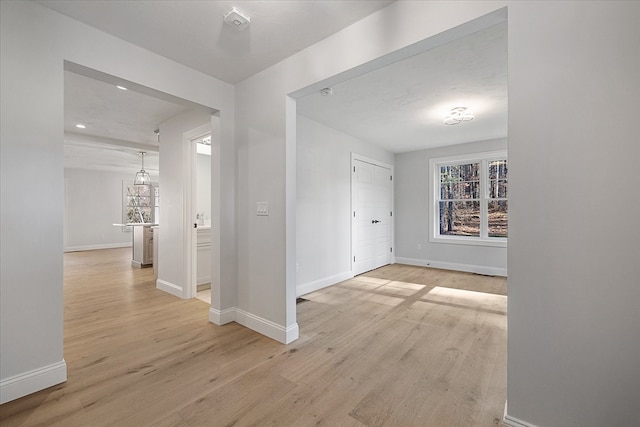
[296,115,393,296]
[506,2,640,426]
[394,139,507,276]
[64,168,137,251]
[0,0,235,404]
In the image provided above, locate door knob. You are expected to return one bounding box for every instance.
[372,220,380,224]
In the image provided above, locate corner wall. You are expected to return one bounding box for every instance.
[296,115,394,296]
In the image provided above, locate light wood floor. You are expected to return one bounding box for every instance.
[0,248,507,426]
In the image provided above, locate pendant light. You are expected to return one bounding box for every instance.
[134,152,151,185]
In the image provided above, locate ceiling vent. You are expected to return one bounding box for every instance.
[224,7,251,31]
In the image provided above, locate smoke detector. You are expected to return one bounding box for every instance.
[224,7,251,31]
[320,87,333,96]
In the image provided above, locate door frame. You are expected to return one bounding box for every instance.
[351,153,394,276]
[183,124,211,299]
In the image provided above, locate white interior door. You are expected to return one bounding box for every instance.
[353,157,392,276]
[373,164,392,269]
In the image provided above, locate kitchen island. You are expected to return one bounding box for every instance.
[113,223,158,268]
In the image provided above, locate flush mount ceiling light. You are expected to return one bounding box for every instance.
[75,123,86,129]
[116,85,128,91]
[134,152,151,186]
[223,7,250,31]
[444,107,474,125]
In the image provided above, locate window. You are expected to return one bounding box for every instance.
[430,151,507,246]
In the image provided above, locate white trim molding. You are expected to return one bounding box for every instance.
[156,279,183,298]
[235,309,299,344]
[0,360,67,405]
[504,401,540,427]
[395,257,507,277]
[209,307,236,325]
[208,307,298,344]
[504,414,538,427]
[296,270,353,297]
[64,242,131,253]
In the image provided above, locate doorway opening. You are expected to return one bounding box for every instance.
[63,62,220,328]
[191,132,213,304]
[289,9,508,327]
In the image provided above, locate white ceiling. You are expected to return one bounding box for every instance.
[297,22,507,153]
[64,71,188,175]
[38,0,395,84]
[54,0,396,175]
[56,1,506,174]
[65,71,187,146]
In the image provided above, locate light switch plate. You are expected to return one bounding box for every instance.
[256,202,269,216]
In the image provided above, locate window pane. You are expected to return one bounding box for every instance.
[440,163,480,200]
[439,201,480,237]
[489,179,508,198]
[488,200,508,238]
[489,160,508,180]
[440,181,480,199]
[440,163,479,183]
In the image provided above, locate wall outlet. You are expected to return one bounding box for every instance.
[417,243,422,250]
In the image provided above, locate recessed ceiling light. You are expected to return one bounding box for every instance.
[116,85,128,91]
[75,124,86,129]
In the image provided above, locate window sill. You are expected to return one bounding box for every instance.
[429,235,507,248]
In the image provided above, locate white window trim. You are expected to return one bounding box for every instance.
[429,150,507,248]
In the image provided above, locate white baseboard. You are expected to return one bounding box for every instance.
[504,414,538,427]
[209,307,236,325]
[296,270,353,297]
[156,279,183,298]
[503,401,539,427]
[284,322,299,344]
[64,242,131,252]
[394,257,507,277]
[235,308,298,344]
[0,360,67,405]
[208,307,298,344]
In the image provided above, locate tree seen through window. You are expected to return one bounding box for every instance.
[436,157,507,241]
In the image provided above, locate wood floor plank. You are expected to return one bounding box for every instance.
[0,249,507,426]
